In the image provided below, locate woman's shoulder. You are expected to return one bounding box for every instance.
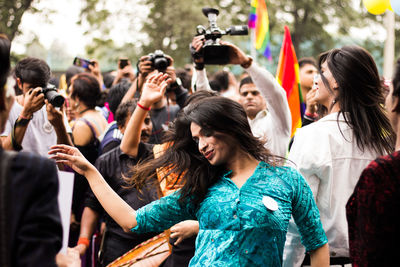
[258,161,300,178]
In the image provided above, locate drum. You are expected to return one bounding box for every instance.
[107,232,170,267]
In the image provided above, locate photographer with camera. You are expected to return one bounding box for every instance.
[191,35,291,158]
[0,57,72,157]
[122,51,189,144]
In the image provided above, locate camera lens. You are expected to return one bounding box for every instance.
[154,58,169,72]
[45,89,65,107]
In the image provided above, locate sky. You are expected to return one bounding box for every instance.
[12,0,149,57]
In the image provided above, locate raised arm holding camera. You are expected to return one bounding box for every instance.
[121,51,189,144]
[191,35,291,157]
[0,57,72,157]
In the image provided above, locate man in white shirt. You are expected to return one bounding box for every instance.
[1,57,72,157]
[191,36,291,157]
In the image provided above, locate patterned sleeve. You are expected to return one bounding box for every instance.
[291,168,328,252]
[131,190,197,234]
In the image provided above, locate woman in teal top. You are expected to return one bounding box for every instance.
[50,73,329,266]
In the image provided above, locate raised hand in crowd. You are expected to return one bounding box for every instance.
[87,59,104,89]
[305,85,318,115]
[112,59,136,86]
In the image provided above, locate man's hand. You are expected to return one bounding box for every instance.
[190,35,205,65]
[305,86,318,114]
[21,87,45,118]
[72,244,87,256]
[170,220,199,246]
[165,64,177,84]
[87,59,104,87]
[220,41,251,66]
[138,56,154,78]
[46,99,64,128]
[113,61,136,85]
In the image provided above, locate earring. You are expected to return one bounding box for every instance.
[74,102,79,108]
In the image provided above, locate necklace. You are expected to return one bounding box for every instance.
[79,107,91,114]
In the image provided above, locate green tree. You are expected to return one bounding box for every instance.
[0,0,36,41]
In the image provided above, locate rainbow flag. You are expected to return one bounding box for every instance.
[276,26,301,138]
[248,0,272,60]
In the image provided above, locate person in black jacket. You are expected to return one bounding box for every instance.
[0,34,68,267]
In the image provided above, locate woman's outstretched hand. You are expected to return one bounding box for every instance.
[49,145,93,176]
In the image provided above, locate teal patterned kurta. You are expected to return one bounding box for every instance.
[132,161,327,266]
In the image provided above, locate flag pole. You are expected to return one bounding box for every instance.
[250,28,257,59]
[383,10,395,79]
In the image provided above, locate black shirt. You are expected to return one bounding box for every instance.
[85,143,158,240]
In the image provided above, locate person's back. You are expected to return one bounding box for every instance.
[1,148,63,267]
[0,34,63,267]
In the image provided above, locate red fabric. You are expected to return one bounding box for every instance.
[346,150,400,266]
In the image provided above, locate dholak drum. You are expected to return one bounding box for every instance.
[107,232,171,267]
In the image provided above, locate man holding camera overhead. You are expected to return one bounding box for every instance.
[0,57,72,157]
[134,51,189,144]
[191,37,291,157]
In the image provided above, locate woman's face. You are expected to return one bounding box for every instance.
[314,61,338,108]
[385,82,399,131]
[68,80,79,112]
[190,122,234,166]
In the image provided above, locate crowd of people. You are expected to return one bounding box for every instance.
[1,26,400,267]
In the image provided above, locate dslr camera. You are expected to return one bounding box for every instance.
[195,7,248,65]
[42,84,65,107]
[148,50,171,72]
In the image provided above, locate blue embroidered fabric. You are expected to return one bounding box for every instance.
[132,161,327,266]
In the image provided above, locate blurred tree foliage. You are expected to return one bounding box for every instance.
[77,0,396,70]
[0,0,36,41]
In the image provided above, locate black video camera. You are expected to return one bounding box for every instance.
[148,50,171,72]
[195,7,248,65]
[42,84,65,107]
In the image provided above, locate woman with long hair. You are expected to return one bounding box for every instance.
[283,45,394,267]
[346,58,400,266]
[50,73,329,266]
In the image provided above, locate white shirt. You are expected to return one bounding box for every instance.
[1,100,71,157]
[283,112,381,267]
[195,63,291,157]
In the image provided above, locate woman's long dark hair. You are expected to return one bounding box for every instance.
[130,96,280,207]
[318,45,394,155]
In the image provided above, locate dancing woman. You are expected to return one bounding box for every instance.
[50,73,329,267]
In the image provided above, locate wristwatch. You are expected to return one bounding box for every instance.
[15,115,32,127]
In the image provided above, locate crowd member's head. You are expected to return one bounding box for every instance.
[107,80,131,115]
[103,72,116,89]
[69,72,101,112]
[15,57,51,93]
[0,34,11,133]
[238,76,266,120]
[132,96,278,206]
[213,70,229,92]
[176,68,192,92]
[386,58,400,136]
[315,45,394,154]
[65,65,84,93]
[299,57,318,93]
[115,99,152,143]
